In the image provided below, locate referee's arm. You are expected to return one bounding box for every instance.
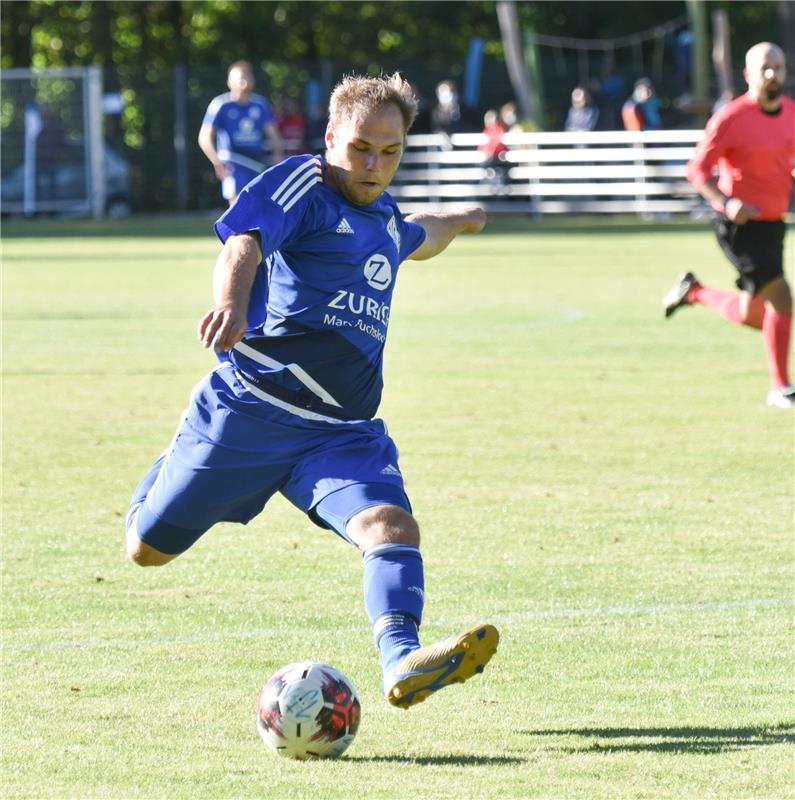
[693,178,759,224]
[405,207,486,261]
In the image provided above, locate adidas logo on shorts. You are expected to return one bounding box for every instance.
[335,217,355,235]
[380,464,401,477]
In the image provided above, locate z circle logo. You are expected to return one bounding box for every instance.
[363,254,392,290]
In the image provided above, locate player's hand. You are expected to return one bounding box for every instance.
[198,304,247,352]
[724,197,759,225]
[459,206,487,234]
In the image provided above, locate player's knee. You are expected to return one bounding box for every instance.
[761,278,792,315]
[774,283,792,315]
[125,526,176,567]
[739,304,759,326]
[347,504,420,549]
[126,539,176,567]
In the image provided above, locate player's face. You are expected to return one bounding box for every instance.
[745,47,786,103]
[228,67,255,100]
[325,104,405,206]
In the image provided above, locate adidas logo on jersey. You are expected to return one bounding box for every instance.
[380,464,401,477]
[335,217,355,235]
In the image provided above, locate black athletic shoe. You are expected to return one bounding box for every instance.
[662,272,699,318]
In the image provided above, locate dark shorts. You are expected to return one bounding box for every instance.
[711,216,786,295]
[128,364,411,554]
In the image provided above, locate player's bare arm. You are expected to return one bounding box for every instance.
[198,122,229,181]
[198,232,262,351]
[405,206,487,261]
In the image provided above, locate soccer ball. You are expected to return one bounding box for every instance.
[256,661,361,759]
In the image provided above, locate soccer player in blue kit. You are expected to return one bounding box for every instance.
[199,61,284,204]
[126,73,499,709]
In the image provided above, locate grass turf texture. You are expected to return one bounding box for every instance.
[2,216,793,799]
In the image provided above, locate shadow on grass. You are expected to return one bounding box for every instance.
[348,754,528,765]
[520,722,794,755]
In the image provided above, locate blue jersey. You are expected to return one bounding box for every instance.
[203,92,276,163]
[214,154,427,421]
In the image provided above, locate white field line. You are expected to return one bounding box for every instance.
[2,597,792,654]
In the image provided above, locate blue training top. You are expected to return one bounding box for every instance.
[203,92,276,165]
[214,154,427,421]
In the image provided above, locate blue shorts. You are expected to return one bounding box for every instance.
[129,364,410,554]
[222,162,260,200]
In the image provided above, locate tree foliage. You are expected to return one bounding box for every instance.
[2,1,781,211]
[2,1,780,72]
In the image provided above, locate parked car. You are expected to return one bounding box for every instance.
[1,141,132,217]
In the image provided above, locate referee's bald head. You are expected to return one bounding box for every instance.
[745,42,785,71]
[744,42,786,105]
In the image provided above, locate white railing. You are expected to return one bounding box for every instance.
[392,129,706,215]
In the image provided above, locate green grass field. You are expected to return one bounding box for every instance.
[2,215,793,799]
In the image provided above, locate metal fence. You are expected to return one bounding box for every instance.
[103,58,514,214]
[1,61,722,218]
[1,66,107,217]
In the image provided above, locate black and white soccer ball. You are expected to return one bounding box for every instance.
[256,661,361,759]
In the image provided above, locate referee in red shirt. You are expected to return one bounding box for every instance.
[662,42,795,408]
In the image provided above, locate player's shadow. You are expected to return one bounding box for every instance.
[349,754,528,766]
[520,723,794,755]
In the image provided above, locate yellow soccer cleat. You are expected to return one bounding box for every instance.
[384,623,499,709]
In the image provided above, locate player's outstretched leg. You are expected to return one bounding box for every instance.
[384,623,499,709]
[662,272,699,318]
[348,506,499,709]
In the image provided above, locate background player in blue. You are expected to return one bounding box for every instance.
[127,73,498,709]
[199,60,284,204]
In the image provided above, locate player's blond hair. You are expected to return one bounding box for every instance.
[328,73,418,134]
[228,60,254,76]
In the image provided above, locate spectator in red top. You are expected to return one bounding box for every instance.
[277,99,308,156]
[478,109,508,163]
[662,42,795,408]
[478,108,508,186]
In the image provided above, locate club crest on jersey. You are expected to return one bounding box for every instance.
[364,254,392,290]
[387,215,401,252]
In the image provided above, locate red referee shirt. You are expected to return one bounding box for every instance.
[687,93,795,220]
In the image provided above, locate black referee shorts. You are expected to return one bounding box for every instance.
[711,216,787,295]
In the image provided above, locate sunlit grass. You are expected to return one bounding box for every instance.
[2,216,792,799]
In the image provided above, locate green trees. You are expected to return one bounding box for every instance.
[2,2,781,211]
[3,2,780,73]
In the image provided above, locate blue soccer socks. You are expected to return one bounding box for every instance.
[362,543,424,673]
[361,545,500,708]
